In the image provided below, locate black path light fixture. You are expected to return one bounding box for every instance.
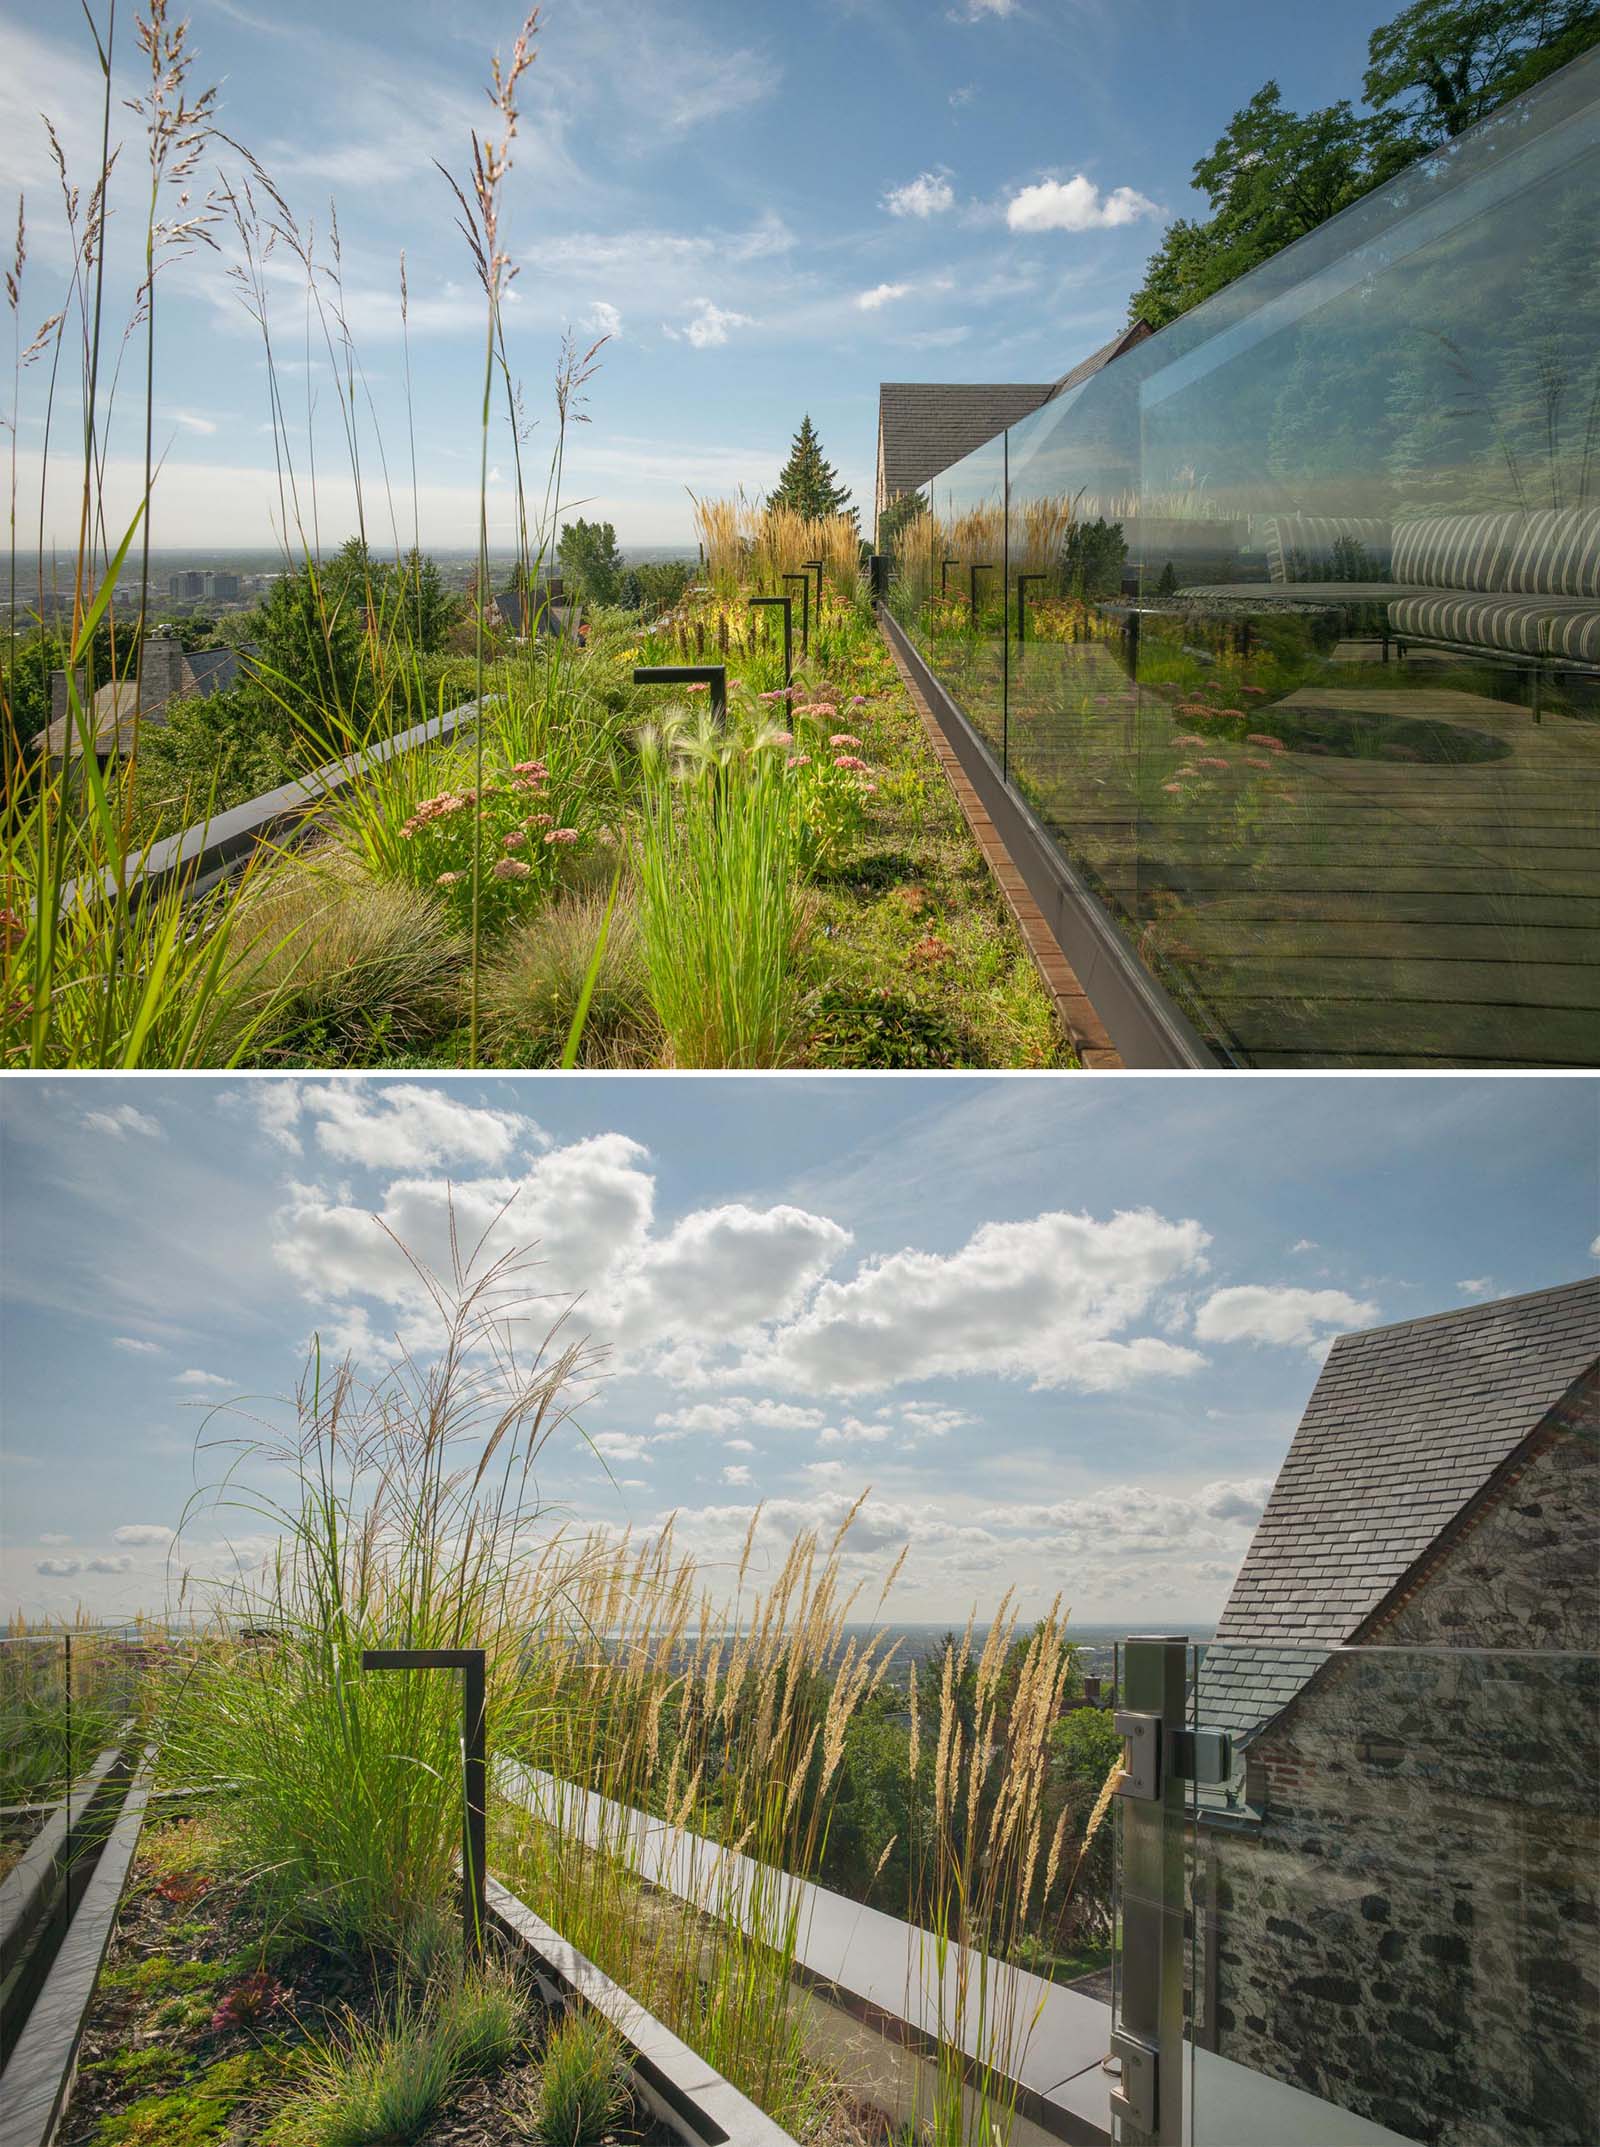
[781,572,811,657]
[361,1647,488,1962]
[1015,573,1050,644]
[939,556,961,600]
[748,595,793,690]
[632,663,728,722]
[969,562,995,628]
[802,558,825,621]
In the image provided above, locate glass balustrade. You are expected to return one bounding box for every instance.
[884,49,1600,1067]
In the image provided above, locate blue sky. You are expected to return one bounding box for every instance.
[3,1074,1595,1628]
[3,0,1402,549]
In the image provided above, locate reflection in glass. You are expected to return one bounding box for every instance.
[883,51,1600,1067]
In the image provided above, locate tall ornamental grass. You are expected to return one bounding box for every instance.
[497,1506,901,2130]
[635,705,799,1067]
[157,1233,603,1951]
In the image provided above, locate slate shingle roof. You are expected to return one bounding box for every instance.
[877,383,1056,501]
[875,323,1154,512]
[1201,1279,1600,1746]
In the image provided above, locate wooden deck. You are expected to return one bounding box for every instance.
[922,636,1600,1066]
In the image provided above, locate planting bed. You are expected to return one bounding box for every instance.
[57,1816,685,2147]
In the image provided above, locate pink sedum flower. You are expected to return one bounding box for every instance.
[828,732,863,748]
[543,826,580,845]
[1197,756,1231,772]
[492,857,532,881]
[786,753,811,769]
[502,830,526,850]
[1246,733,1286,752]
[833,754,868,771]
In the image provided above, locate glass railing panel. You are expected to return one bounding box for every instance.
[900,50,1600,1067]
[925,436,1007,759]
[1181,1642,1600,2147]
[1125,49,1600,1068]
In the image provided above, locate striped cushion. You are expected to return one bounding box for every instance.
[1387,593,1600,665]
[1391,512,1523,592]
[1501,507,1600,599]
[1264,516,1392,585]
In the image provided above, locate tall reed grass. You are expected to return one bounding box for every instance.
[635,705,799,1067]
[157,1231,602,1951]
[691,492,861,605]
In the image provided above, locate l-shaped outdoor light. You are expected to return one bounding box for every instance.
[801,559,824,622]
[1015,573,1049,643]
[361,1647,487,1962]
[939,556,961,600]
[781,572,811,657]
[632,663,728,722]
[748,596,794,690]
[969,562,995,627]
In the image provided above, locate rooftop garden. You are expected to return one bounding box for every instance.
[3,1239,1121,2145]
[0,6,1066,1075]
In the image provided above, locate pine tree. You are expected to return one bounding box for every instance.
[768,416,855,523]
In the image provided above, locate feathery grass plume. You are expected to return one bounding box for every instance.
[156,1213,604,1950]
[436,8,540,1064]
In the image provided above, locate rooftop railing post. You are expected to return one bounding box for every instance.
[940,556,960,600]
[747,596,793,690]
[361,1647,488,1964]
[781,572,811,657]
[631,664,728,723]
[968,562,994,631]
[1110,1635,1188,2146]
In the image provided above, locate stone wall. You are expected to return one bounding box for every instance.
[1200,1399,1599,2147]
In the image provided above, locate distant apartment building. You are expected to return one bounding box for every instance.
[167,570,204,600]
[203,571,241,600]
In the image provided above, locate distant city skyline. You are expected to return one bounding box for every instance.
[1,0,1403,548]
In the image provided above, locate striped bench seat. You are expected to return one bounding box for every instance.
[1388,591,1599,666]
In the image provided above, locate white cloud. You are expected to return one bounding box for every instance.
[38,1533,72,1547]
[592,1433,651,1463]
[83,1103,162,1140]
[857,282,911,311]
[1288,1239,1318,1255]
[1005,175,1160,233]
[175,1369,233,1390]
[725,1438,754,1453]
[884,172,955,219]
[113,1523,175,1546]
[37,1557,80,1576]
[1194,1286,1378,1354]
[665,299,754,349]
[949,84,977,107]
[732,1208,1211,1395]
[722,1464,753,1487]
[87,1554,134,1574]
[171,410,217,435]
[1590,1234,1599,1257]
[1457,1278,1493,1298]
[113,1336,162,1354]
[896,1403,971,1437]
[262,1083,541,1172]
[819,1417,892,1445]
[955,0,1017,17]
[804,1461,845,1481]
[654,1402,745,1436]
[586,300,623,339]
[272,1136,849,1374]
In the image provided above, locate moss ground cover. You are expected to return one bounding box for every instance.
[60,1815,677,2147]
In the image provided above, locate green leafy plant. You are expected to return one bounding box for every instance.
[521,2012,628,2146]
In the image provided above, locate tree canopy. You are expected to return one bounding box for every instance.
[768,416,855,523]
[1130,0,1598,329]
[557,518,625,606]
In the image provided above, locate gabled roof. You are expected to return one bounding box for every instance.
[876,321,1154,502]
[877,383,1056,498]
[1048,318,1152,399]
[34,643,258,758]
[1202,1278,1600,1746]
